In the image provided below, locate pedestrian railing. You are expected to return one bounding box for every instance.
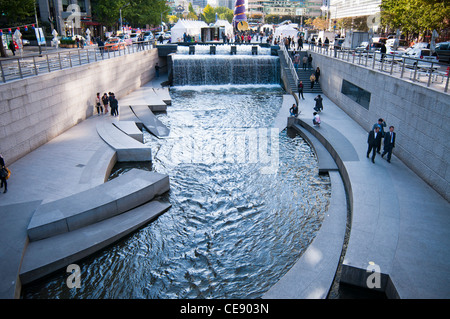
[307,43,449,93]
[0,40,155,84]
[280,42,299,87]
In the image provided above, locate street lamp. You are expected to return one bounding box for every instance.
[120,2,131,35]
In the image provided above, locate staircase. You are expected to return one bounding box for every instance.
[294,51,323,94]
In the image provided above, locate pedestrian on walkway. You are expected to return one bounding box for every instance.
[95,93,103,115]
[155,63,160,78]
[314,94,323,112]
[289,103,299,117]
[0,153,7,193]
[302,55,308,71]
[307,54,313,70]
[313,112,321,127]
[381,126,396,163]
[310,73,316,89]
[8,41,16,56]
[315,67,321,83]
[110,93,119,117]
[298,81,304,100]
[367,126,382,163]
[76,36,80,48]
[372,118,386,153]
[102,93,109,114]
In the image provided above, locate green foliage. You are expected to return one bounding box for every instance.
[91,0,168,28]
[0,0,35,24]
[202,4,215,24]
[381,0,450,36]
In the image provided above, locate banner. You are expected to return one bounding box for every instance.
[35,28,46,46]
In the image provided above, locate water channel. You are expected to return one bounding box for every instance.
[23,47,332,299]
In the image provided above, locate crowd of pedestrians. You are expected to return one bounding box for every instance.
[95,92,119,117]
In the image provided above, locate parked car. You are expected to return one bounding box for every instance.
[164,31,171,40]
[435,42,450,64]
[104,37,127,51]
[401,47,439,68]
[386,38,408,51]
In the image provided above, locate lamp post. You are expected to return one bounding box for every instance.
[120,2,130,35]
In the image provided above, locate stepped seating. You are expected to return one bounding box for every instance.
[96,121,152,162]
[27,169,170,241]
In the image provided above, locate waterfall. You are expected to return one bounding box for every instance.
[172,54,280,86]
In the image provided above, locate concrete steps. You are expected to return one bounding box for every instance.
[96,121,152,162]
[130,105,170,138]
[20,199,171,285]
[27,169,169,241]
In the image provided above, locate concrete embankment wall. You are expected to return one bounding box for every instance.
[310,52,450,201]
[0,49,160,165]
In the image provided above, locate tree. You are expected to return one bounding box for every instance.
[0,0,35,57]
[202,4,216,24]
[91,0,168,29]
[380,0,450,40]
[312,17,328,30]
[215,7,234,23]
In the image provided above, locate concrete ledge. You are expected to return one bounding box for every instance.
[119,86,168,112]
[27,169,170,241]
[96,121,152,162]
[20,200,171,285]
[113,121,144,143]
[288,118,338,174]
[130,105,170,137]
[263,171,347,299]
[153,88,172,106]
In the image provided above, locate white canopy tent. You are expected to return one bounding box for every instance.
[214,19,234,38]
[274,24,299,39]
[171,20,208,42]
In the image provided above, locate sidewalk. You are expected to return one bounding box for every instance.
[293,92,450,298]
[0,74,168,298]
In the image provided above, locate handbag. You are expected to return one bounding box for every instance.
[0,167,10,180]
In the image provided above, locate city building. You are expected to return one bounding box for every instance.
[248,0,325,20]
[37,0,92,36]
[328,0,381,19]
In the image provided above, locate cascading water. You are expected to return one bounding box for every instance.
[172,45,280,86]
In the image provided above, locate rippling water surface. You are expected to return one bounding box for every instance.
[23,86,331,299]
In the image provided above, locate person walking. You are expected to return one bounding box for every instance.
[0,153,8,193]
[8,40,16,56]
[102,93,109,114]
[95,93,103,115]
[372,118,386,153]
[155,63,160,78]
[110,93,119,117]
[310,73,316,89]
[298,81,304,100]
[307,54,313,70]
[302,55,308,71]
[314,94,323,112]
[381,126,396,163]
[315,67,321,84]
[367,126,382,163]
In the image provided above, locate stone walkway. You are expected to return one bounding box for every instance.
[274,92,450,298]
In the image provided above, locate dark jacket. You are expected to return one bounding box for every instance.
[368,130,382,147]
[384,131,396,148]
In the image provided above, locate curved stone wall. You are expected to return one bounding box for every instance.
[310,52,450,201]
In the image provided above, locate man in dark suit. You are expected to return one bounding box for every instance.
[382,126,396,163]
[367,126,382,163]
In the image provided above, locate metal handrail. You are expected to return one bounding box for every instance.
[308,43,449,93]
[0,39,155,84]
[280,42,299,87]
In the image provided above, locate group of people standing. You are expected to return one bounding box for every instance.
[367,118,396,164]
[95,92,119,117]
